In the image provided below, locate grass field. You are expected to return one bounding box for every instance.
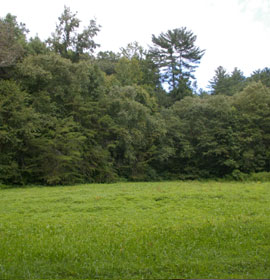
[0,181,270,279]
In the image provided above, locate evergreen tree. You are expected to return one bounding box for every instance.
[248,67,270,88]
[150,27,205,100]
[209,66,230,95]
[209,66,246,95]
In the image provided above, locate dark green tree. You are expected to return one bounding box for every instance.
[0,80,39,184]
[47,6,100,61]
[96,51,120,75]
[16,53,117,184]
[232,82,270,173]
[209,66,229,95]
[156,95,240,179]
[27,36,49,55]
[248,67,270,88]
[209,66,246,95]
[150,27,205,99]
[101,85,164,180]
[0,14,28,79]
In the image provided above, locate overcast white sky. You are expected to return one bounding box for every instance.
[1,0,270,89]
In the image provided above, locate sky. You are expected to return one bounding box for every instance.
[1,0,270,90]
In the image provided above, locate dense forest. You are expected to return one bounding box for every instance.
[1,7,270,185]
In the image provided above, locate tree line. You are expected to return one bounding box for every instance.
[1,7,270,185]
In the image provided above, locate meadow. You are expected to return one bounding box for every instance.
[0,181,270,279]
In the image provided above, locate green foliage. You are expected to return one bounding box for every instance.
[157,95,239,178]
[102,43,161,89]
[12,53,116,184]
[248,67,270,88]
[0,80,38,184]
[115,57,144,86]
[170,77,193,102]
[120,41,144,60]
[232,82,270,173]
[47,6,100,61]
[101,85,164,180]
[209,66,246,95]
[150,27,205,99]
[225,171,270,182]
[96,51,120,75]
[37,117,86,185]
[0,14,29,81]
[1,9,270,184]
[26,36,49,55]
[249,171,270,182]
[227,169,248,181]
[0,14,28,67]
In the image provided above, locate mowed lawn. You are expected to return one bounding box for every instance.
[0,181,270,279]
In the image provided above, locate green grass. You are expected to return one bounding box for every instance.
[0,181,270,279]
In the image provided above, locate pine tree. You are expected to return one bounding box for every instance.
[150,27,204,99]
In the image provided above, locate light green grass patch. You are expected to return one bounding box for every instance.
[0,181,270,279]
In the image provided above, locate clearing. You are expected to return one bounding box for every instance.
[0,181,270,279]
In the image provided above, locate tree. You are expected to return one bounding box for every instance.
[0,80,39,184]
[96,51,120,75]
[232,82,270,173]
[229,67,246,94]
[97,43,161,90]
[16,52,117,184]
[120,41,144,60]
[47,6,100,61]
[155,95,240,179]
[27,36,49,55]
[119,42,161,89]
[209,66,246,95]
[0,14,28,69]
[101,85,163,180]
[114,57,144,86]
[248,67,270,88]
[150,27,205,96]
[208,66,229,95]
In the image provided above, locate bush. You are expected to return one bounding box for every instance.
[249,172,270,182]
[226,169,249,181]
